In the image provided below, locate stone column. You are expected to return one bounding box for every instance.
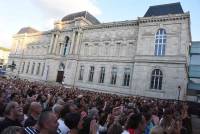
[52,34,59,54]
[60,44,63,55]
[74,32,81,54]
[48,34,55,54]
[69,32,76,54]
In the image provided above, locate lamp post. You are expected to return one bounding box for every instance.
[178,85,181,102]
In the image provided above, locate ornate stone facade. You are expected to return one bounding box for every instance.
[8,4,191,100]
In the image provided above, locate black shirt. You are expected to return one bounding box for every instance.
[24,115,37,127]
[0,117,22,133]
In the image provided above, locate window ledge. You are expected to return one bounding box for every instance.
[146,89,165,93]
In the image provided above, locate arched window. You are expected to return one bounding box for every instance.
[150,69,163,90]
[154,29,166,56]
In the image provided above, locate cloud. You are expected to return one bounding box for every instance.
[31,0,101,20]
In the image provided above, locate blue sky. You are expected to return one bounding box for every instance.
[0,0,199,48]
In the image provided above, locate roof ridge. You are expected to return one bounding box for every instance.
[149,2,181,7]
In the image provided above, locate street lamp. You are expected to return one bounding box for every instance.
[178,85,181,102]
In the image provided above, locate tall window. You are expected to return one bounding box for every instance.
[21,62,25,73]
[26,62,30,73]
[36,63,41,75]
[99,67,105,83]
[154,29,166,56]
[79,66,84,80]
[88,66,95,82]
[63,36,69,56]
[123,68,131,86]
[31,62,35,74]
[150,69,163,90]
[110,67,117,85]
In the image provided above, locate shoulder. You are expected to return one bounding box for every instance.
[121,130,130,134]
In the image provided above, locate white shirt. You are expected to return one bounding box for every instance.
[58,118,70,134]
[121,130,130,134]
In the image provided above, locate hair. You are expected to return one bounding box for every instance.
[88,107,99,119]
[52,104,63,116]
[60,104,71,119]
[1,126,25,134]
[4,101,17,115]
[37,111,53,128]
[107,122,123,134]
[64,112,80,129]
[125,113,143,129]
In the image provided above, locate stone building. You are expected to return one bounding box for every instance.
[0,46,10,69]
[8,2,191,100]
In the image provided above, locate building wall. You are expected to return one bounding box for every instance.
[7,13,191,100]
[0,48,10,67]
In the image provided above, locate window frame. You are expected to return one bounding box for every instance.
[154,29,166,56]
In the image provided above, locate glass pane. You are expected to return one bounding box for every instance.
[151,76,155,88]
[162,45,165,55]
[155,45,158,55]
[159,77,162,90]
[155,77,159,89]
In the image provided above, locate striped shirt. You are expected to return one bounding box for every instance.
[24,127,39,134]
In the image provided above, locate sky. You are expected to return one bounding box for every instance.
[0,0,199,48]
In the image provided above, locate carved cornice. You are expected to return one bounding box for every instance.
[134,55,187,64]
[82,20,139,30]
[138,13,190,24]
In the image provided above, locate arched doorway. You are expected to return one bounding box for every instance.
[56,62,65,83]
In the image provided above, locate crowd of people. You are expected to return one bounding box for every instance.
[0,77,194,134]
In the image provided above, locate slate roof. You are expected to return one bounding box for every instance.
[17,27,39,34]
[62,11,100,24]
[144,2,184,17]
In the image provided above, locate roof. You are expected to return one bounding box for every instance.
[17,27,39,34]
[61,11,100,24]
[144,2,184,17]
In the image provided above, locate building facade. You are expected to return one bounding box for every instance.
[0,46,10,69]
[8,3,191,100]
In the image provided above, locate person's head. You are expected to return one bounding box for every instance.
[64,112,81,130]
[10,93,19,102]
[37,111,58,134]
[125,113,146,132]
[1,126,24,134]
[52,104,63,119]
[163,108,173,120]
[88,107,99,120]
[143,111,152,122]
[60,104,78,119]
[4,101,23,120]
[107,122,123,134]
[29,102,42,120]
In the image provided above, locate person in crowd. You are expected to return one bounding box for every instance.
[64,112,81,134]
[1,126,25,134]
[0,77,197,134]
[122,113,146,134]
[24,102,42,127]
[143,109,154,134]
[0,90,6,118]
[25,111,58,134]
[0,101,23,133]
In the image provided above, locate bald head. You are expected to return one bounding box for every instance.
[29,102,42,119]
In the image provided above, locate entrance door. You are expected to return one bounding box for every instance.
[56,71,64,83]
